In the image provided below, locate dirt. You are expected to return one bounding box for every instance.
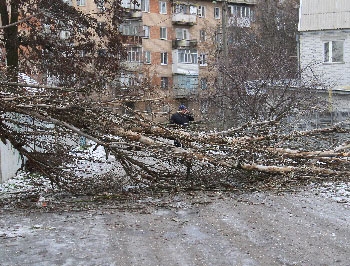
[0,188,349,266]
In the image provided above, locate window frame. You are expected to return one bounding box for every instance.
[141,0,150,12]
[143,25,150,38]
[159,1,167,14]
[199,53,207,66]
[214,7,220,19]
[160,27,167,40]
[76,0,86,6]
[178,49,198,64]
[161,52,168,65]
[323,40,344,63]
[197,5,206,18]
[160,77,169,89]
[199,29,206,42]
[144,51,151,64]
[127,46,142,62]
[175,28,190,40]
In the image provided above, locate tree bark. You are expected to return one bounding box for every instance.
[0,0,19,82]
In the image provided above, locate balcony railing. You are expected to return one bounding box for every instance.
[172,39,197,49]
[173,88,198,98]
[172,13,197,25]
[123,10,142,19]
[228,16,251,27]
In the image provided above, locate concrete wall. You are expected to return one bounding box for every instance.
[0,140,22,184]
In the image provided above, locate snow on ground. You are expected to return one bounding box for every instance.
[0,141,118,201]
[1,139,349,206]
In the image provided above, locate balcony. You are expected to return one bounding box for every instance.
[121,35,143,45]
[228,16,251,28]
[123,10,142,19]
[172,39,198,49]
[173,87,198,98]
[172,13,197,25]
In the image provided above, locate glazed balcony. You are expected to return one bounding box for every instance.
[172,13,197,25]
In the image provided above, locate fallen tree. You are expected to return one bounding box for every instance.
[1,82,349,195]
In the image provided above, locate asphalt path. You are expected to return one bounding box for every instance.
[0,190,349,266]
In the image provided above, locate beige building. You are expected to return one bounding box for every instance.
[67,0,256,120]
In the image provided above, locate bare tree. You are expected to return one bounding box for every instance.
[200,0,320,130]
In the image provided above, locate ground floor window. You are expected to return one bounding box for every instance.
[161,77,169,89]
[173,75,198,90]
[324,40,344,63]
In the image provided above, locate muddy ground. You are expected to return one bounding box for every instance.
[0,185,349,266]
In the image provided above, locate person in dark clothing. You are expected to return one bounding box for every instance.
[169,105,194,147]
[170,105,194,127]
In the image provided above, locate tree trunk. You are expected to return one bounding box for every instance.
[0,0,19,82]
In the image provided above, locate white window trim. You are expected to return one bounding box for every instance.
[76,0,86,6]
[199,53,207,66]
[141,0,150,12]
[127,47,142,62]
[143,25,150,38]
[214,7,220,19]
[160,27,167,40]
[176,28,190,40]
[161,52,168,65]
[159,1,167,14]
[197,6,205,18]
[323,40,344,64]
[144,51,151,64]
[178,49,198,64]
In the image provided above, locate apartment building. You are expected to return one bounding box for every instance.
[64,0,256,119]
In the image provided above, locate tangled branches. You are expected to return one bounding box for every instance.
[1,85,350,195]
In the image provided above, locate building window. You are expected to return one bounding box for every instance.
[229,5,253,18]
[159,1,167,14]
[76,0,86,6]
[63,0,73,5]
[160,27,167,39]
[143,25,150,38]
[144,51,151,64]
[324,41,344,63]
[178,49,198,64]
[127,47,142,62]
[175,28,189,40]
[199,53,207,66]
[197,6,205,18]
[120,21,142,36]
[95,0,105,12]
[161,77,169,89]
[97,22,106,37]
[161,52,168,65]
[174,75,198,90]
[173,4,197,14]
[141,0,150,12]
[214,7,220,19]
[119,73,140,89]
[60,30,71,40]
[200,78,208,90]
[199,29,206,42]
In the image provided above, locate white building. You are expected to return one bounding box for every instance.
[0,140,22,183]
[298,0,350,111]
